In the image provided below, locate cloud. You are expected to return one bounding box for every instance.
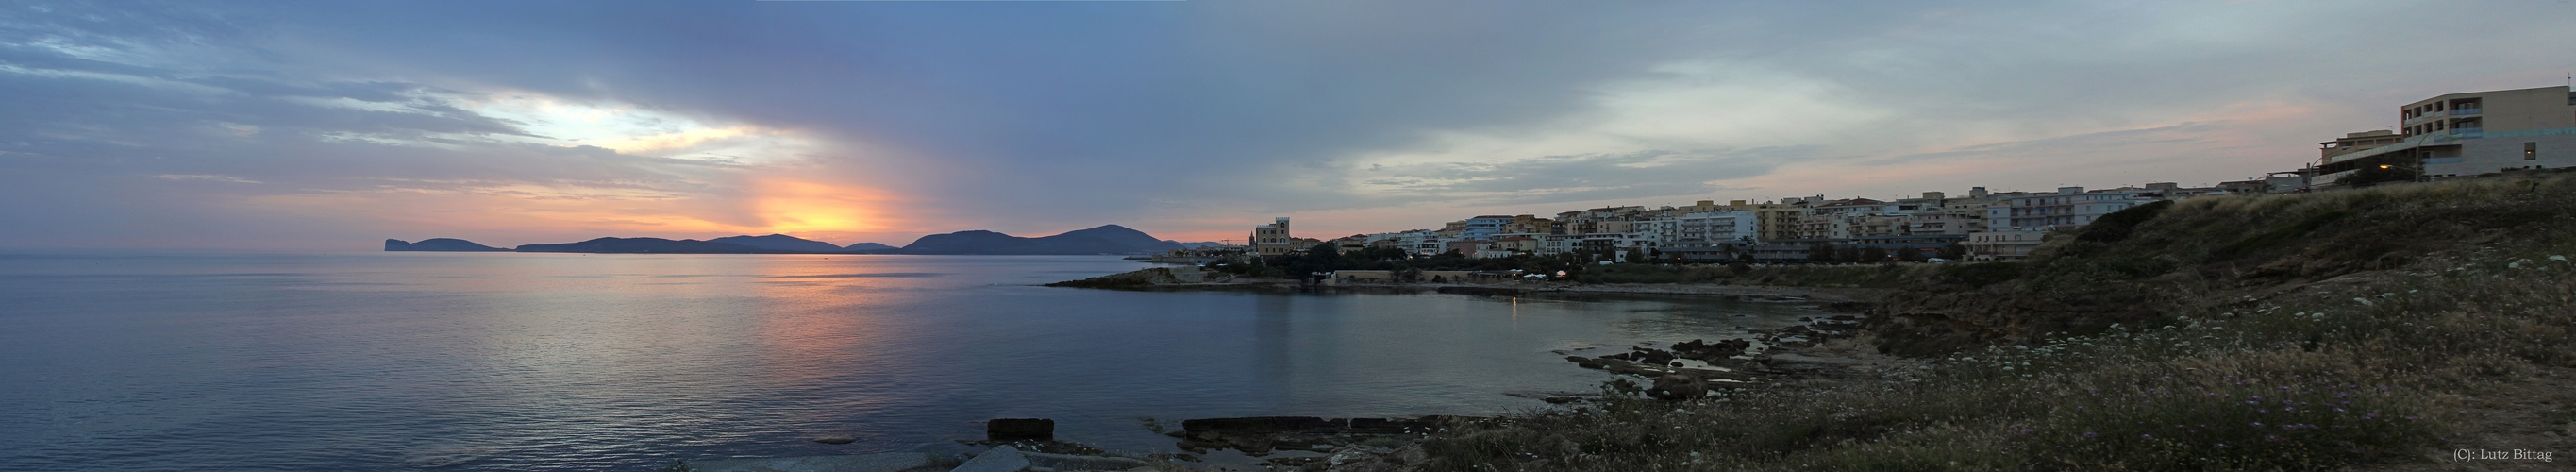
[1357,148,1812,205]
[151,174,262,184]
[1866,122,2240,166]
[6,0,2576,246]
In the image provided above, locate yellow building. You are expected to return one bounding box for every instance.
[1249,217,1297,257]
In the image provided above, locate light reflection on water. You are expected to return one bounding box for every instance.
[0,250,1820,470]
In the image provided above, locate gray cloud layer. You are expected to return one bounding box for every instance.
[4,0,2573,247]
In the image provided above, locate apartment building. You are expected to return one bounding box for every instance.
[1995,186,2156,230]
[1965,230,2047,261]
[1249,217,1297,257]
[2317,86,2576,180]
[1677,211,1759,245]
[1453,215,1515,241]
[1715,200,1806,242]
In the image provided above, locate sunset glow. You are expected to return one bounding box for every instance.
[750,179,901,239]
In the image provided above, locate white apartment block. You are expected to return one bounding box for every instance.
[1993,186,2156,230]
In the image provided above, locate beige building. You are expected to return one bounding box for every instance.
[1249,217,1297,257]
[1718,200,1805,243]
[1965,229,2047,261]
[2320,130,2404,160]
[2320,86,2576,180]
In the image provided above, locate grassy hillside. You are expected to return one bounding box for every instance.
[1340,172,2576,471]
[1871,171,2576,356]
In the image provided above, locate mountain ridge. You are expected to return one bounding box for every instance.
[895,225,1181,255]
[709,234,846,253]
[384,225,1185,255]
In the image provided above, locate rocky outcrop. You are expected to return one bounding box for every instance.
[1647,374,1707,400]
[384,238,508,252]
[1169,416,1457,458]
[1044,267,1201,289]
[986,418,1054,441]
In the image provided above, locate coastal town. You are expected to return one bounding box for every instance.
[1204,85,2576,265]
[18,0,2576,468]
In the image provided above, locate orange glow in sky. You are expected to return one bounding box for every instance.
[749,178,900,239]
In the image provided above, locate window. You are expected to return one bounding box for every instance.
[2529,142,2539,160]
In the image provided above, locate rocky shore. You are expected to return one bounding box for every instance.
[1047,266,1887,304]
[673,274,1907,472]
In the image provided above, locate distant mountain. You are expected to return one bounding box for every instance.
[515,237,774,254]
[844,242,895,252]
[386,238,509,252]
[1168,241,1225,249]
[710,234,845,252]
[898,225,1184,255]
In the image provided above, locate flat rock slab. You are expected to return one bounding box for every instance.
[951,446,1030,472]
[1022,451,1150,471]
[689,452,937,472]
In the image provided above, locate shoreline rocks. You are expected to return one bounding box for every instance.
[1169,416,1460,459]
[1564,313,1875,399]
[986,418,1055,441]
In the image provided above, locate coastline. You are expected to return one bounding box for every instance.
[1045,267,1889,305]
[1015,269,1910,469]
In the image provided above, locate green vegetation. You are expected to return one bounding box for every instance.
[1366,172,2576,471]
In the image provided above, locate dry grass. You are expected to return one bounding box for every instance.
[1380,173,2576,471]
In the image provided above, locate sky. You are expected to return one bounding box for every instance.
[3,0,2573,249]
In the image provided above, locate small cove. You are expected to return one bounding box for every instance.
[0,251,1825,470]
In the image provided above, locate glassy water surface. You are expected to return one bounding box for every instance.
[0,251,1822,470]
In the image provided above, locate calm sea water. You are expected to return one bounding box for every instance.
[0,250,1822,470]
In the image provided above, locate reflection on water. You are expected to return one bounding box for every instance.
[0,251,1820,470]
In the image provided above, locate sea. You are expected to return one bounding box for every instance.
[0,250,1826,470]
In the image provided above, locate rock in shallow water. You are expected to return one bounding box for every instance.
[987,418,1055,440]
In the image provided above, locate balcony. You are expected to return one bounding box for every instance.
[2449,127,2484,136]
[2450,108,2481,115]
